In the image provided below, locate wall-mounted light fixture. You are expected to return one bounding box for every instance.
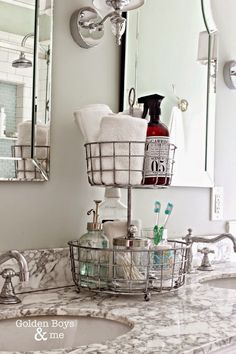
[70,0,145,49]
[224,61,236,90]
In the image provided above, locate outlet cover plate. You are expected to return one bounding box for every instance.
[211,186,224,221]
[226,221,236,234]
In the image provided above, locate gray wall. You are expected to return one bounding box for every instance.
[0,0,235,251]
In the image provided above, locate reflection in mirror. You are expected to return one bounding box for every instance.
[0,0,53,181]
[122,0,217,187]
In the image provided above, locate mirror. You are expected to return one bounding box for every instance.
[121,0,217,187]
[0,0,53,181]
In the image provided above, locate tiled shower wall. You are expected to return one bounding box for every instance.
[0,138,16,178]
[0,81,17,178]
[0,31,33,127]
[0,30,48,127]
[0,31,48,177]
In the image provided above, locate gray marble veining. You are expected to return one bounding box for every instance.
[1,263,236,353]
[0,248,73,293]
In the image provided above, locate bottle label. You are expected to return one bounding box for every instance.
[144,136,171,178]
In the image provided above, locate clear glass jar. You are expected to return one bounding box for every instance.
[79,229,109,289]
[150,229,175,288]
[111,235,149,291]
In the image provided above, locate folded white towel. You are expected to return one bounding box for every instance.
[88,115,147,185]
[169,107,185,151]
[74,104,113,143]
[169,107,185,183]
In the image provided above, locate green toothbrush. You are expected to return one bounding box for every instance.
[163,202,174,229]
[154,202,174,245]
[158,203,174,242]
[153,201,161,245]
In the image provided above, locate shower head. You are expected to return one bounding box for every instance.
[12,52,32,68]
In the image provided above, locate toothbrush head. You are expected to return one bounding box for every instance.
[154,201,161,213]
[165,202,174,215]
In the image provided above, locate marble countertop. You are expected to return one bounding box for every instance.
[1,263,236,354]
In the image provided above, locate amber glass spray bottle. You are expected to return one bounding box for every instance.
[138,94,170,186]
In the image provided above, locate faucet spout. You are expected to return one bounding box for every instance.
[190,233,236,253]
[0,250,29,282]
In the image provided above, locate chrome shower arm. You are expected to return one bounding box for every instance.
[21,33,34,48]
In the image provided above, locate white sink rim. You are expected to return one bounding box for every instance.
[199,272,236,290]
[0,311,134,353]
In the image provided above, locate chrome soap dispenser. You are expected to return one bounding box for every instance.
[79,200,109,288]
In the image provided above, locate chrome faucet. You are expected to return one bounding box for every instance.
[183,229,236,272]
[0,250,29,304]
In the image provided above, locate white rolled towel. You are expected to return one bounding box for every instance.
[17,120,48,146]
[74,104,113,143]
[88,115,147,185]
[15,121,49,179]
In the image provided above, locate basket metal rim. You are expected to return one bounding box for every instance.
[68,240,190,252]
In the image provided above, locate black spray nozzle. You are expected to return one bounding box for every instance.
[138,94,165,118]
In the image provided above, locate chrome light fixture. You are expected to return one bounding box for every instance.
[197,31,218,93]
[70,0,145,49]
[224,61,236,90]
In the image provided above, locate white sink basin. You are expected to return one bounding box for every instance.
[202,277,236,290]
[0,315,132,352]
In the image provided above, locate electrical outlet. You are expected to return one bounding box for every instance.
[226,221,236,234]
[211,187,224,221]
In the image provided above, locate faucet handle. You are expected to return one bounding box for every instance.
[182,228,193,243]
[197,248,215,271]
[0,268,18,279]
[198,247,215,255]
[0,268,22,305]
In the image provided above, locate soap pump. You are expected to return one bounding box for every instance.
[79,200,109,249]
[138,94,170,186]
[79,200,109,288]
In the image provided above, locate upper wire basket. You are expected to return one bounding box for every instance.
[68,240,190,301]
[84,140,176,187]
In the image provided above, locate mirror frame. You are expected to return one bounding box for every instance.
[0,0,52,182]
[120,0,218,188]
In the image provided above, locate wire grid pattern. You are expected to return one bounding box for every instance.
[12,145,50,179]
[84,141,176,187]
[69,240,190,298]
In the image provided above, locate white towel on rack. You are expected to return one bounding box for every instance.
[169,106,185,152]
[89,115,147,185]
[74,104,113,143]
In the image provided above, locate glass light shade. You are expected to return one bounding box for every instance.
[110,15,126,44]
[93,0,145,12]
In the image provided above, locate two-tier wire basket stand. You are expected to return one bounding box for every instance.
[69,140,190,301]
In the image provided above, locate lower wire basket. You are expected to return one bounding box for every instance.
[68,240,190,301]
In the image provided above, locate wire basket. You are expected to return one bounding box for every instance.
[68,240,190,301]
[84,140,176,187]
[12,145,50,179]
